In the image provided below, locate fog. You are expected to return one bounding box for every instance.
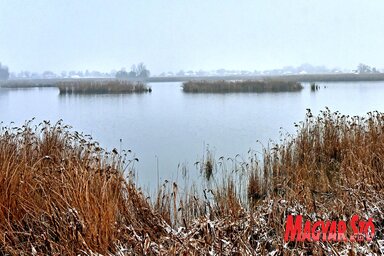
[1,0,383,74]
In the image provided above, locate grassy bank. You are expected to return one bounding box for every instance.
[182,80,303,93]
[0,79,58,88]
[57,80,151,94]
[0,109,383,255]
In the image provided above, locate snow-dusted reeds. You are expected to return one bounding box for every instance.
[1,108,383,254]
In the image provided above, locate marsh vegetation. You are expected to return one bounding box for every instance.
[57,80,151,94]
[182,80,303,93]
[1,109,383,254]
[0,79,152,94]
[310,82,321,92]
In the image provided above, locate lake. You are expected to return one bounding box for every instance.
[1,81,384,191]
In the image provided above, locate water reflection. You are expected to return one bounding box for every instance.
[1,82,384,191]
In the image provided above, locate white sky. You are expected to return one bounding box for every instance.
[0,0,383,74]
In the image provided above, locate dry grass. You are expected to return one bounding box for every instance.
[1,108,383,255]
[182,80,303,93]
[154,108,384,254]
[0,121,165,255]
[57,80,151,94]
[254,108,384,205]
[244,108,384,253]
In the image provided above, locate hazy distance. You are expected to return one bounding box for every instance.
[1,0,383,74]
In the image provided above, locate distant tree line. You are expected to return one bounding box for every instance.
[116,63,150,79]
[0,62,10,80]
[356,63,380,74]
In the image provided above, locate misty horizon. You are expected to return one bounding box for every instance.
[1,0,384,74]
[2,63,371,77]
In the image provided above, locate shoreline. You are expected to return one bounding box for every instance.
[1,73,384,89]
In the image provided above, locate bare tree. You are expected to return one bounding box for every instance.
[136,62,150,78]
[357,63,372,74]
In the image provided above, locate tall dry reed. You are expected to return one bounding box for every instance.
[0,121,163,255]
[1,108,383,254]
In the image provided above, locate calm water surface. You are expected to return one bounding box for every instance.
[1,82,384,190]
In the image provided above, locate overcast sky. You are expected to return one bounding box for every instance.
[0,0,383,74]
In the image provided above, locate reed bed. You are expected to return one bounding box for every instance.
[182,80,303,93]
[0,120,166,255]
[243,108,384,254]
[152,109,384,254]
[1,109,383,255]
[57,80,151,94]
